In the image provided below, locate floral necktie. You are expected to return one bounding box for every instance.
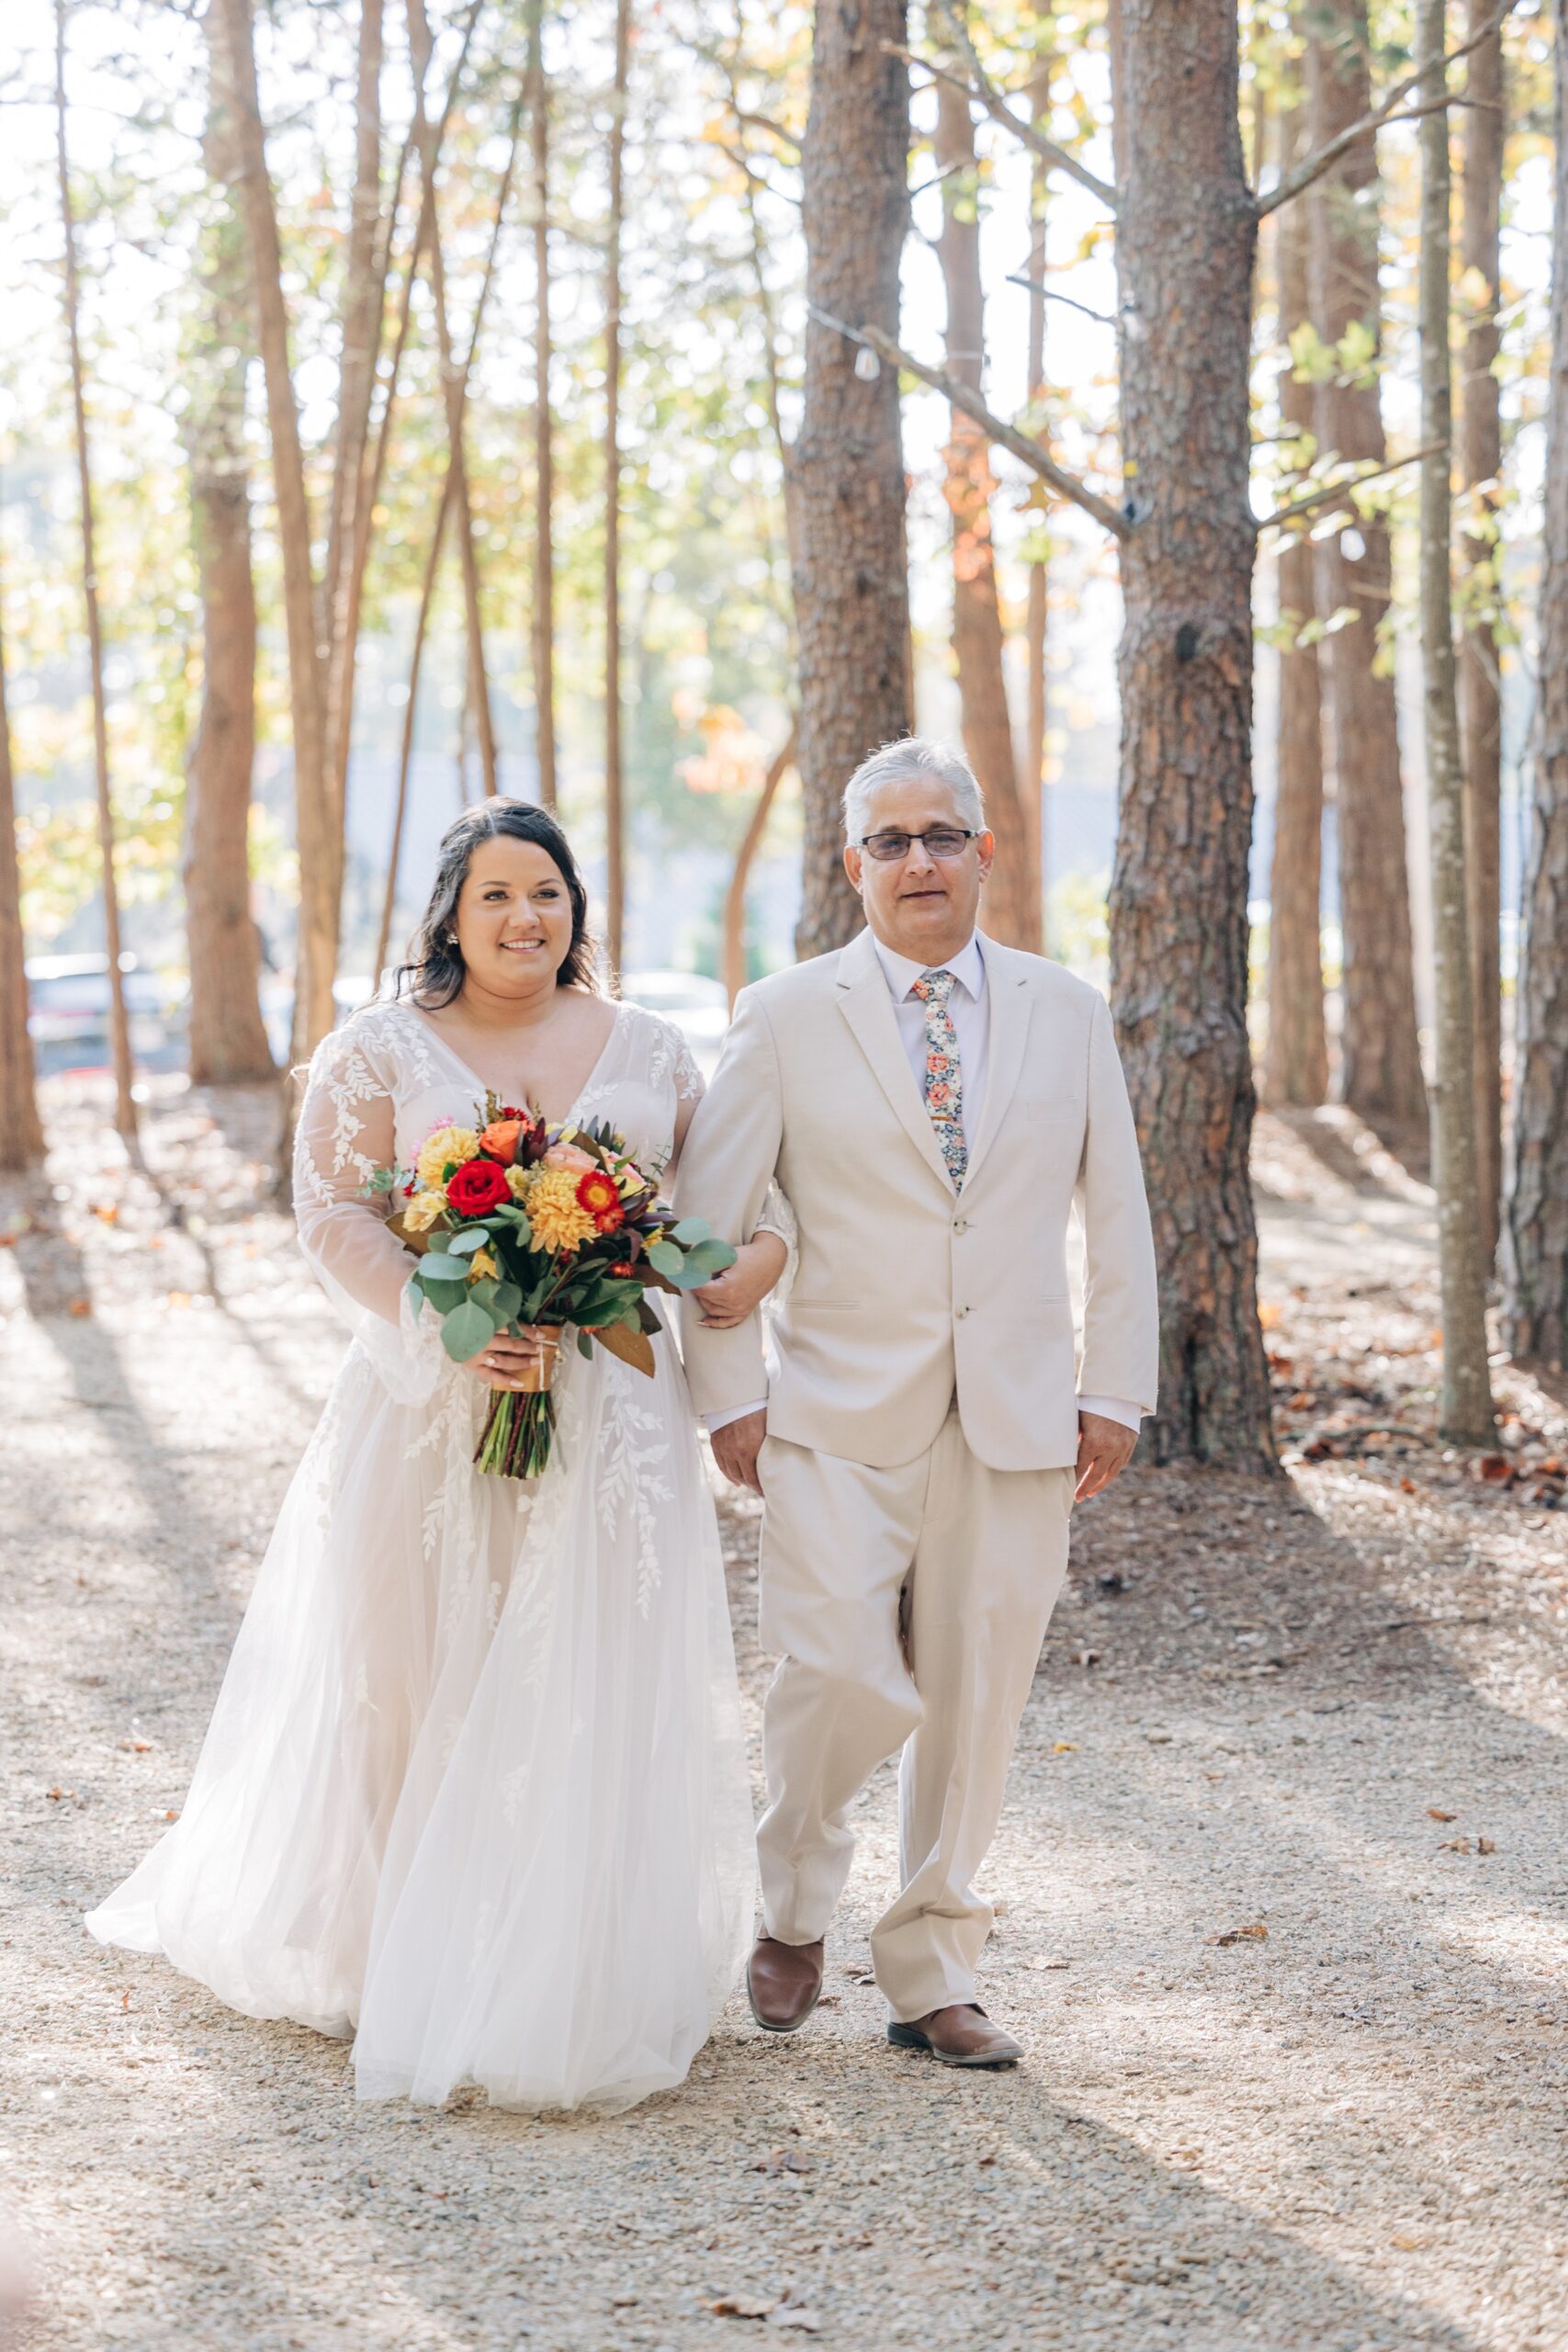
[909,967,966,1190]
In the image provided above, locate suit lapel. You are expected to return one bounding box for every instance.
[964,934,1033,1190]
[834,928,953,1191]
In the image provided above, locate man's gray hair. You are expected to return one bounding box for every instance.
[841,736,986,842]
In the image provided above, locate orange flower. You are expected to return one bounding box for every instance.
[479,1117,524,1166]
[575,1169,624,1232]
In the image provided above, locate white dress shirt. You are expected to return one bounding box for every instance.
[706,929,1145,1437]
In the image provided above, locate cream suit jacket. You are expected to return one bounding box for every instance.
[677,926,1158,1473]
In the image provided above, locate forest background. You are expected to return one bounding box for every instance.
[3,0,1567,1477]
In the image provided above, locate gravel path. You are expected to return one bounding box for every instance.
[4,1080,1566,2352]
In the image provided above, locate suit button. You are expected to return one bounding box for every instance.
[955,1305,969,1319]
[953,1218,967,1234]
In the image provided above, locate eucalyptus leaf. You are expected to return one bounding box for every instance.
[491,1282,523,1323]
[440,1298,497,1363]
[671,1216,711,1245]
[577,1329,594,1360]
[417,1254,467,1285]
[423,1279,469,1315]
[685,1238,738,1277]
[646,1239,685,1282]
[448,1229,490,1256]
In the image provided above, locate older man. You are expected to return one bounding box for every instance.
[679,738,1157,2067]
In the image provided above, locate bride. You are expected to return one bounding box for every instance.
[87,798,788,2114]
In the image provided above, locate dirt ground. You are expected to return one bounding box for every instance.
[3,1075,1566,2352]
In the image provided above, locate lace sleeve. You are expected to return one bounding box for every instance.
[670,1023,705,1105]
[292,1017,447,1406]
[754,1182,797,1306]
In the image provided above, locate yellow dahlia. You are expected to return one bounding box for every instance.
[525,1167,600,1254]
[505,1163,536,1202]
[400,1189,448,1234]
[416,1124,479,1191]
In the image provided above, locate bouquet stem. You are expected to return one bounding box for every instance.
[474,1388,556,1479]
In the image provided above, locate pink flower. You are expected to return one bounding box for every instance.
[542,1141,596,1174]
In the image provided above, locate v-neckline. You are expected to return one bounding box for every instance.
[405,999,623,1129]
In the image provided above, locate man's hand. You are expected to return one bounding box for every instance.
[711,1408,767,1497]
[1075,1408,1137,1502]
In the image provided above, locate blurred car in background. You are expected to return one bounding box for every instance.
[25,953,187,1078]
[619,969,729,1078]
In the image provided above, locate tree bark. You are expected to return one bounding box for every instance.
[1417,0,1495,1442]
[1502,0,1568,1374]
[322,0,388,857]
[1110,0,1274,1469]
[793,0,912,960]
[1264,51,1328,1109]
[527,0,558,810]
[55,0,136,1140]
[604,0,630,975]
[186,11,274,1087]
[0,559,44,1171]
[406,0,497,805]
[1306,0,1427,1132]
[1459,0,1505,1255]
[215,0,335,1064]
[934,83,1038,951]
[1023,21,1051,930]
[724,721,797,1008]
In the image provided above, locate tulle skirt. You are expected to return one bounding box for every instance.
[85,1336,755,2114]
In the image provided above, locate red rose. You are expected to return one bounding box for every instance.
[446,1157,510,1215]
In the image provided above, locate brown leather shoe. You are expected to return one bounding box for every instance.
[746,1936,825,2033]
[886,2003,1022,2068]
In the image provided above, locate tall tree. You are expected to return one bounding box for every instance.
[527,0,558,809]
[215,0,335,1063]
[1459,0,1506,1254]
[1264,50,1328,1110]
[55,0,136,1140]
[1503,0,1568,1375]
[406,0,497,804]
[934,81,1039,949]
[604,0,630,974]
[793,0,912,959]
[185,8,274,1086]
[322,0,385,834]
[1023,18,1052,922]
[1416,0,1495,1441]
[1306,2,1427,1132]
[0,544,44,1172]
[1109,0,1273,1467]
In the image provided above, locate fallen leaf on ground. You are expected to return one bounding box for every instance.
[1051,1741,1078,1754]
[705,2294,775,2319]
[1427,1808,1457,1821]
[1390,2232,1427,2251]
[1476,1837,1496,1854]
[772,2312,820,2335]
[1438,1837,1471,1853]
[1207,1923,1268,1946]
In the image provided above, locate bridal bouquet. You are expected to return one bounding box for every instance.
[369,1096,736,1480]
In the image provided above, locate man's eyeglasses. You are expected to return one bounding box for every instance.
[856,827,979,863]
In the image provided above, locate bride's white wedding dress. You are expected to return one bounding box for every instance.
[86,997,757,2114]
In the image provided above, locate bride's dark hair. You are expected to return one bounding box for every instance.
[394,799,600,1008]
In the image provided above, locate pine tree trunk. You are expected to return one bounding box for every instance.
[1417,0,1494,1442]
[1023,24,1052,930]
[527,0,558,811]
[405,0,496,806]
[1264,52,1328,1109]
[321,0,383,851]
[0,572,44,1171]
[1306,1,1427,1132]
[215,0,335,1063]
[793,0,912,960]
[604,0,629,975]
[186,11,274,1086]
[1502,0,1568,1375]
[934,83,1037,951]
[55,0,136,1140]
[1459,0,1505,1257]
[1110,0,1274,1470]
